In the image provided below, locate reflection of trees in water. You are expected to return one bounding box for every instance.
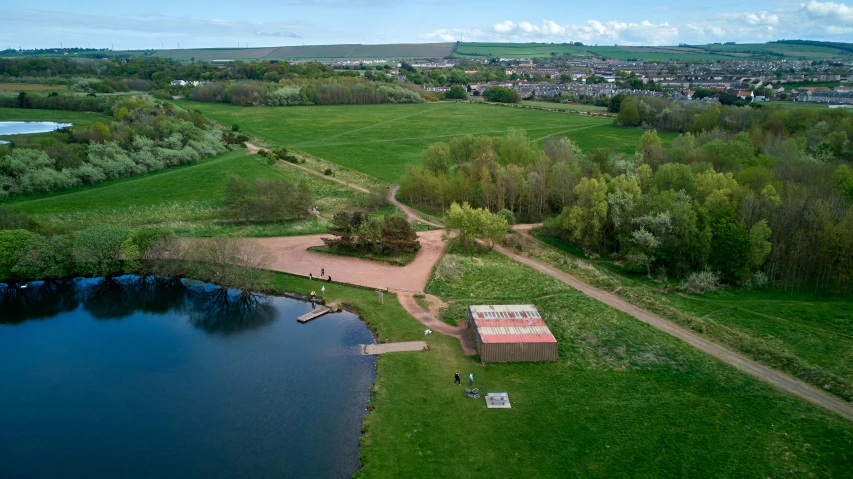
[0,280,79,324]
[184,283,276,335]
[4,276,278,334]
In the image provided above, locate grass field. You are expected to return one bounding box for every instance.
[4,150,362,235]
[269,256,853,477]
[110,43,455,62]
[525,231,853,403]
[521,100,608,112]
[182,101,670,182]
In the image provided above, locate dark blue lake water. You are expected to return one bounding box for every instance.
[0,277,376,479]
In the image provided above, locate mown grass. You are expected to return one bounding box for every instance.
[181,101,669,182]
[523,230,853,403]
[270,257,853,477]
[522,100,608,112]
[5,150,362,234]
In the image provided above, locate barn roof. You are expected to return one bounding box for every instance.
[469,305,557,344]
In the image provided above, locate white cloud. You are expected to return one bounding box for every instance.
[422,0,853,45]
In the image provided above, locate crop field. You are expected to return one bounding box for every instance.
[701,43,853,59]
[4,150,361,235]
[183,102,672,182]
[268,254,853,478]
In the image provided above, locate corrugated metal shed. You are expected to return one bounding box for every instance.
[468,305,557,362]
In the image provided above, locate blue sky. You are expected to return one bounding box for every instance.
[1,0,852,49]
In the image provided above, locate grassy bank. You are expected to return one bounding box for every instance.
[522,230,853,403]
[307,245,417,267]
[181,102,671,182]
[273,255,853,477]
[4,150,363,235]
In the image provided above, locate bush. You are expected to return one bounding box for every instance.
[0,229,38,280]
[324,168,334,176]
[483,86,521,103]
[445,85,468,100]
[497,209,516,226]
[680,270,722,294]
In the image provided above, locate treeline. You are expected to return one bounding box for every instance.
[0,222,272,293]
[399,130,853,292]
[0,96,228,198]
[188,77,430,107]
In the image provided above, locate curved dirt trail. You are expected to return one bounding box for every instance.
[397,293,476,356]
[501,226,853,422]
[389,185,441,227]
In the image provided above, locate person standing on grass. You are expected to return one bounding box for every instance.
[454,372,461,385]
[321,286,326,295]
[327,276,332,283]
[309,273,313,281]
[468,373,474,386]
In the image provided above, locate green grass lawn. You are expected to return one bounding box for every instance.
[522,100,608,112]
[181,101,667,183]
[526,230,853,403]
[4,150,362,234]
[270,256,853,478]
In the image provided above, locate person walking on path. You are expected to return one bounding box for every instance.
[309,273,313,281]
[321,268,325,278]
[454,372,461,385]
[468,373,474,386]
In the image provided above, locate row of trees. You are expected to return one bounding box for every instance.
[322,212,420,255]
[399,129,853,291]
[188,78,429,107]
[0,97,228,198]
[0,224,273,293]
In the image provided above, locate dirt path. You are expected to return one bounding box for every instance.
[245,142,369,193]
[496,228,853,422]
[255,229,446,293]
[397,293,476,356]
[389,185,441,227]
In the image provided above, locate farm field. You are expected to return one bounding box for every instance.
[268,254,853,478]
[4,149,362,236]
[525,231,853,403]
[183,101,671,182]
[111,43,456,62]
[521,100,608,112]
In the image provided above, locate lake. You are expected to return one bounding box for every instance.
[0,277,377,478]
[0,121,72,144]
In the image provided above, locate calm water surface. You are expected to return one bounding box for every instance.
[0,277,376,479]
[0,121,72,144]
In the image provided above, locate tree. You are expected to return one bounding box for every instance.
[747,220,772,271]
[558,177,608,252]
[482,86,521,103]
[442,202,508,252]
[616,97,640,126]
[638,129,664,169]
[445,85,467,100]
[73,224,130,277]
[12,234,73,281]
[0,229,37,281]
[608,94,627,113]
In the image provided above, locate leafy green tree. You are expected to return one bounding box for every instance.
[616,97,640,126]
[13,235,73,281]
[558,177,608,252]
[0,229,37,281]
[747,220,772,271]
[442,202,508,252]
[73,224,130,277]
[445,85,468,100]
[482,86,521,103]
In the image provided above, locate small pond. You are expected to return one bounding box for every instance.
[0,121,73,144]
[0,277,377,478]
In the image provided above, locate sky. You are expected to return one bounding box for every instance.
[1,0,852,50]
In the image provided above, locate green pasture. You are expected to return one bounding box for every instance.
[183,101,669,182]
[4,150,360,235]
[521,100,607,112]
[270,254,853,478]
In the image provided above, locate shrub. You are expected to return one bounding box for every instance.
[324,168,334,176]
[497,209,516,226]
[0,229,37,280]
[680,270,722,294]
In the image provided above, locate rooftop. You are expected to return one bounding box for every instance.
[469,305,557,344]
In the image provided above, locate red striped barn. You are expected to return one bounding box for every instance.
[468,305,557,362]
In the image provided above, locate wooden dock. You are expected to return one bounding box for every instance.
[364,341,428,355]
[297,306,331,323]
